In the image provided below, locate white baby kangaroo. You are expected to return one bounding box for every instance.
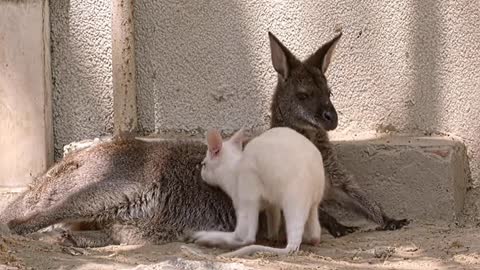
[192,127,326,257]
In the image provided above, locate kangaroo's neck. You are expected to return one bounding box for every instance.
[270,104,335,165]
[220,176,237,202]
[270,107,331,144]
[218,158,242,201]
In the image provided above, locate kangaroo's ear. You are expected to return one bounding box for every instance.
[268,32,299,80]
[229,127,246,148]
[305,33,342,74]
[206,129,223,157]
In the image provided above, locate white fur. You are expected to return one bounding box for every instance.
[193,127,326,257]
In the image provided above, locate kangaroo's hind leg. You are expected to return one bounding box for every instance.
[32,228,117,248]
[220,199,312,257]
[318,206,358,237]
[303,203,321,245]
[265,205,282,241]
[282,200,311,254]
[7,181,141,235]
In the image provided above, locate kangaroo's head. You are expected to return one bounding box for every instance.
[200,128,245,195]
[269,32,341,133]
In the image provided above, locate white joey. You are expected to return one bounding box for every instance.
[191,127,327,257]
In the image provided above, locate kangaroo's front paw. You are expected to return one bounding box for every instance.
[7,212,40,235]
[194,237,216,247]
[33,228,76,246]
[190,231,216,247]
[191,231,238,248]
[7,218,27,235]
[189,231,208,242]
[325,223,359,238]
[379,218,410,231]
[56,229,78,247]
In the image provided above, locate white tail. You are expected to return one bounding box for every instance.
[221,243,300,257]
[222,209,307,257]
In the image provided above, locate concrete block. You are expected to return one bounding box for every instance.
[331,135,469,224]
[0,0,53,187]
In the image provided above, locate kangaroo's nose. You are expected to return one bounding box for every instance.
[322,111,334,122]
[322,110,338,130]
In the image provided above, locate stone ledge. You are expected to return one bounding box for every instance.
[331,135,469,225]
[136,134,470,224]
[1,135,470,226]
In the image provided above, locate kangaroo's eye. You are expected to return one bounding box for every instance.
[201,161,206,167]
[296,93,309,101]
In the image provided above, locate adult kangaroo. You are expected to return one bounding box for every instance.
[1,32,408,247]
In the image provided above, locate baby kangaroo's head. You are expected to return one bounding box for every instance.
[201,128,245,189]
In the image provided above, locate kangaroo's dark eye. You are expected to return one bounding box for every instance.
[201,161,206,167]
[296,93,309,101]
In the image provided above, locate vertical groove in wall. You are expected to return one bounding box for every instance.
[42,0,53,168]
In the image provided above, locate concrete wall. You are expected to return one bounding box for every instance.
[50,0,113,158]
[0,0,53,187]
[51,1,480,186]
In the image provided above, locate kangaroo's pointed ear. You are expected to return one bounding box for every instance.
[206,129,223,157]
[268,32,298,80]
[305,33,342,74]
[229,127,246,148]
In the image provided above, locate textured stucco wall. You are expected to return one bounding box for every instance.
[50,0,113,159]
[51,1,480,186]
[134,0,480,186]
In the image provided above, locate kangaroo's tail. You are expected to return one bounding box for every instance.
[221,244,298,257]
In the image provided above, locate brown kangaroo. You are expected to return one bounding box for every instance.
[1,31,408,247]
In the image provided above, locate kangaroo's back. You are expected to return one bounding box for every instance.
[243,127,324,192]
[1,138,237,242]
[2,139,155,223]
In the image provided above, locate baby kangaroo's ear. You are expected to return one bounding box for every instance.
[206,129,223,157]
[229,127,246,148]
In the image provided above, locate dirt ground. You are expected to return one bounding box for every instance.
[1,223,480,270]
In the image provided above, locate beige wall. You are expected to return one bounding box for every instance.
[0,0,53,187]
[52,1,480,185]
[50,0,113,159]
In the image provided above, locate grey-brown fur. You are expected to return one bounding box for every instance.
[3,139,236,246]
[1,31,408,247]
[267,32,409,233]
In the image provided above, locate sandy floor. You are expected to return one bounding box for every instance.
[1,223,480,270]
